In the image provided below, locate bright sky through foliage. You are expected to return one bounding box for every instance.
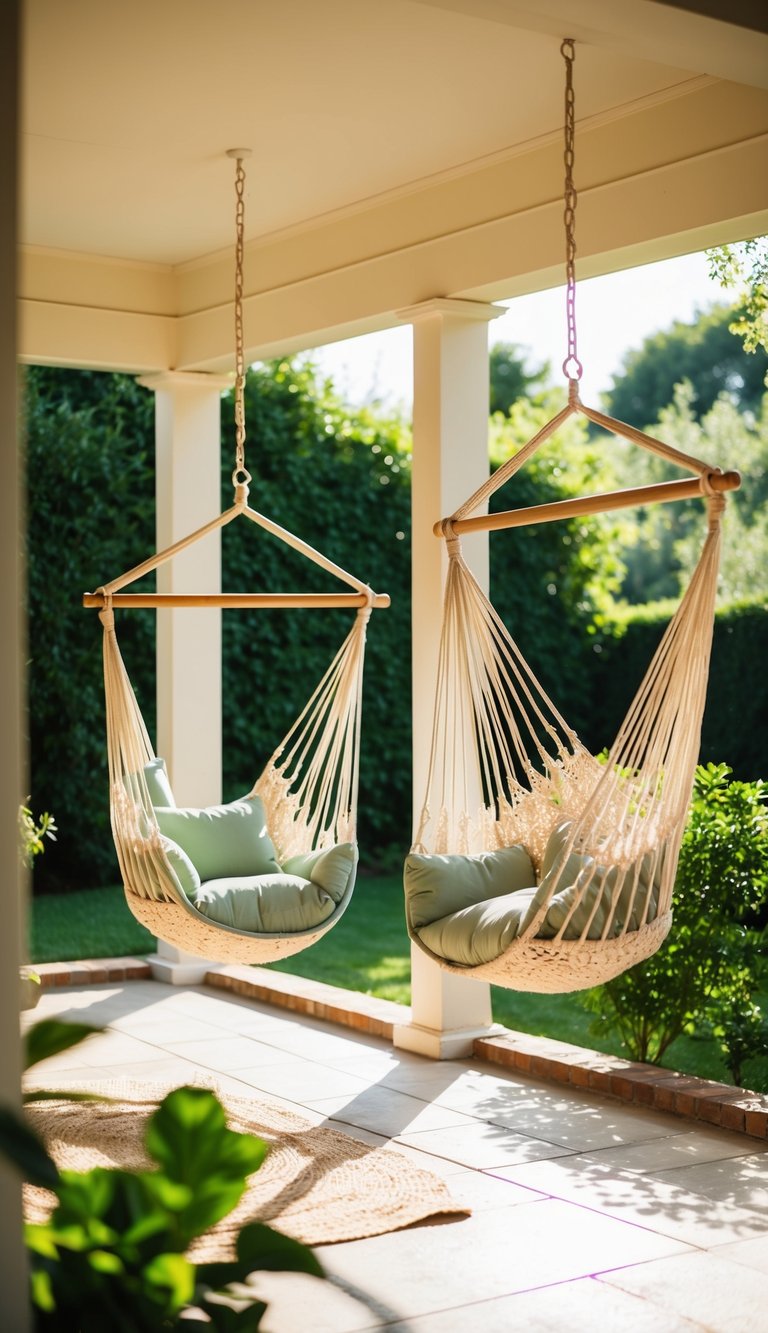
[312,250,739,411]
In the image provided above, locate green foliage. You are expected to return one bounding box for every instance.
[588,596,768,782]
[584,764,768,1081]
[1,1055,323,1330]
[25,366,157,892]
[610,383,768,604]
[707,237,768,356]
[19,805,57,868]
[487,393,631,732]
[603,304,768,430]
[218,359,413,859]
[489,342,551,416]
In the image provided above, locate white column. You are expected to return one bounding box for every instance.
[0,3,30,1326]
[394,298,505,1059]
[137,371,231,984]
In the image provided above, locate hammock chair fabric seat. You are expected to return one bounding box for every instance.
[143,764,357,936]
[407,389,729,992]
[406,820,665,977]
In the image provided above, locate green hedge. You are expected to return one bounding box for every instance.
[25,363,766,894]
[586,597,768,780]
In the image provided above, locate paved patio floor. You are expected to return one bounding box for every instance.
[24,979,768,1331]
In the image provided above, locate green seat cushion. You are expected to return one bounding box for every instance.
[282,843,358,904]
[525,821,662,940]
[160,837,201,902]
[154,796,281,882]
[143,758,176,809]
[194,874,337,934]
[404,845,536,929]
[418,888,539,966]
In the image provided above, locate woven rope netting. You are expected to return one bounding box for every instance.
[414,487,724,946]
[100,599,370,907]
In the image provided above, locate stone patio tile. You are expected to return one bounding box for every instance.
[650,1152,768,1217]
[395,1119,574,1170]
[495,1156,768,1247]
[582,1127,764,1174]
[222,1062,374,1102]
[305,1085,482,1138]
[247,1270,393,1333]
[713,1232,768,1274]
[600,1248,768,1331]
[384,1275,703,1332]
[316,1198,688,1321]
[112,1015,236,1043]
[160,1035,303,1073]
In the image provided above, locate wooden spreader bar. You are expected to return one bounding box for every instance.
[434,469,741,539]
[83,591,390,610]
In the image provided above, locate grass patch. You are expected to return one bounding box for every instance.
[30,872,764,1089]
[30,886,154,963]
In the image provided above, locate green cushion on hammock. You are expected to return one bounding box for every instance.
[418,888,539,967]
[525,821,661,940]
[404,845,536,929]
[143,758,176,809]
[282,843,358,903]
[194,873,337,933]
[160,837,201,901]
[154,796,281,883]
[410,822,664,966]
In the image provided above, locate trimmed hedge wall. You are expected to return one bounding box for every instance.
[586,598,768,781]
[25,363,766,893]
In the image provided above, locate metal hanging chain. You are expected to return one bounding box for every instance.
[229,149,252,489]
[561,38,583,384]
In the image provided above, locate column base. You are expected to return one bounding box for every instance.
[393,1019,506,1060]
[147,945,220,986]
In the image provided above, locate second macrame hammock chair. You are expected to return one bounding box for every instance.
[85,152,388,964]
[404,41,740,993]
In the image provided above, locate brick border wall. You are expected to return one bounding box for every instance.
[27,959,767,1140]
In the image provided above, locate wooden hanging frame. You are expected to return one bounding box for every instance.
[434,386,741,540]
[84,150,389,615]
[84,481,390,610]
[436,40,740,541]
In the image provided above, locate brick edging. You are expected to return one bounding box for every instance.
[26,958,767,1140]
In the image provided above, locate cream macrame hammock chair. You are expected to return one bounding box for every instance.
[403,40,740,994]
[84,152,388,964]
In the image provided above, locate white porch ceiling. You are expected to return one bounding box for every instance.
[19,0,768,371]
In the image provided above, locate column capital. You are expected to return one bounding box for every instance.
[396,297,505,325]
[137,370,234,393]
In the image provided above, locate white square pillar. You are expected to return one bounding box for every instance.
[137,370,231,983]
[394,298,505,1059]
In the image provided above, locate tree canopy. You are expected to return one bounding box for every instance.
[603,303,768,429]
[489,342,551,416]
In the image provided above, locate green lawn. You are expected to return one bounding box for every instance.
[30,873,765,1090]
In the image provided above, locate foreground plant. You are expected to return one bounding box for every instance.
[1,1022,323,1330]
[584,763,768,1081]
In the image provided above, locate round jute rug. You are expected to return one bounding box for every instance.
[24,1081,469,1259]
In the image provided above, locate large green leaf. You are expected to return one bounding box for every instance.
[236,1222,324,1278]
[0,1105,60,1187]
[25,1018,102,1071]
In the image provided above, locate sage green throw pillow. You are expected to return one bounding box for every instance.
[194,874,336,933]
[282,843,357,903]
[525,820,661,940]
[418,887,538,966]
[160,836,201,903]
[154,796,281,882]
[404,845,536,929]
[143,758,176,809]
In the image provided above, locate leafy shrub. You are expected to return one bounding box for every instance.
[0,1020,322,1330]
[584,763,768,1085]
